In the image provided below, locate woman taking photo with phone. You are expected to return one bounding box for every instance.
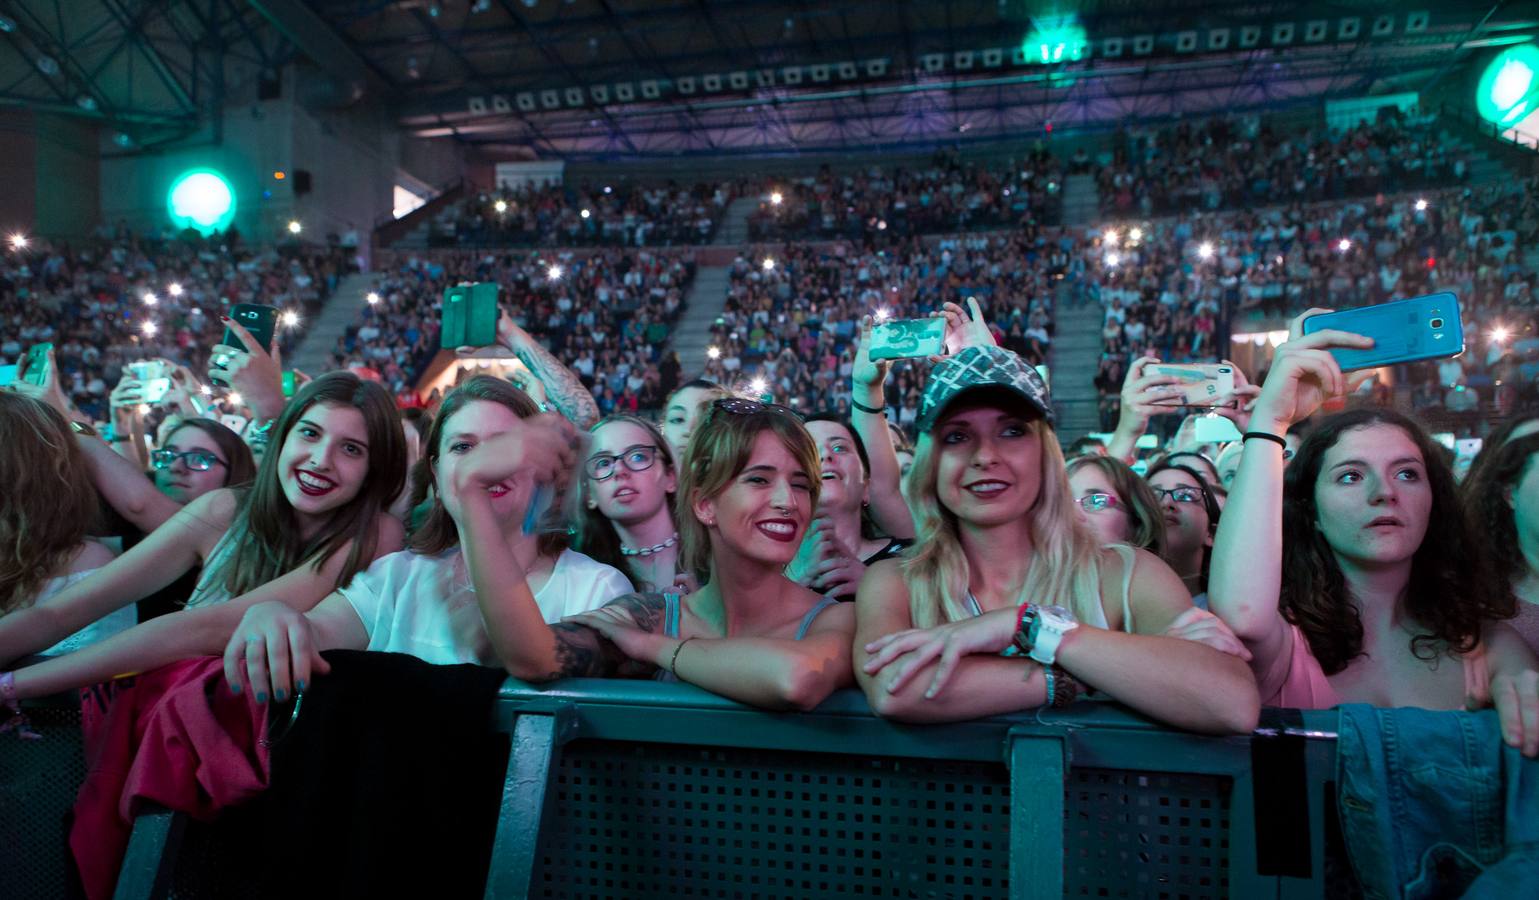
[0,371,407,698]
[1208,315,1539,756]
[856,346,1258,732]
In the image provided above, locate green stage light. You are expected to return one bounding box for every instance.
[167,169,235,235]
[1025,16,1087,65]
[1477,43,1539,127]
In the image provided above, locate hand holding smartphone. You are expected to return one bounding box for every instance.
[869,317,947,361]
[211,304,279,387]
[1147,363,1236,408]
[1300,292,1464,372]
[440,283,501,350]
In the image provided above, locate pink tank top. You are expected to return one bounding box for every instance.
[1267,623,1491,709]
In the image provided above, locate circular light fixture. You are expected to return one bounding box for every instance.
[1478,44,1539,126]
[166,169,236,235]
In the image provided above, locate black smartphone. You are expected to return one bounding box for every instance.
[22,342,52,386]
[222,304,278,354]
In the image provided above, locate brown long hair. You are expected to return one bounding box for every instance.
[1281,407,1508,674]
[408,375,567,557]
[0,395,102,612]
[1067,455,1167,556]
[213,372,406,597]
[1463,431,1539,601]
[572,415,676,587]
[677,402,819,584]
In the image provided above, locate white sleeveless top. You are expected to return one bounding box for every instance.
[35,569,137,656]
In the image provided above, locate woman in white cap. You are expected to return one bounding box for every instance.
[856,345,1259,733]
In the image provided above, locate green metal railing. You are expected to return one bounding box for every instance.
[4,684,1340,899]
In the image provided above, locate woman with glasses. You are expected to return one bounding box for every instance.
[0,372,408,696]
[1145,460,1221,608]
[1067,455,1166,554]
[396,395,857,710]
[574,415,691,593]
[0,393,121,654]
[855,346,1258,732]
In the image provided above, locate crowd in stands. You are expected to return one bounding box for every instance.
[1097,112,1469,216]
[747,147,1065,241]
[0,228,351,422]
[1091,177,1539,432]
[430,180,731,248]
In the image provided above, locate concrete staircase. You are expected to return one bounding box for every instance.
[1048,285,1105,444]
[289,271,376,375]
[713,196,760,245]
[669,265,734,375]
[1061,173,1100,227]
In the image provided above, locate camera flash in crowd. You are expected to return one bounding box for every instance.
[749,377,768,396]
[168,283,183,297]
[762,258,776,272]
[1104,229,1119,247]
[581,209,591,219]
[707,346,721,360]
[770,191,783,206]
[200,385,212,396]
[8,233,26,250]
[140,321,157,336]
[1337,238,1352,252]
[1197,242,1214,260]
[228,391,242,406]
[547,264,563,281]
[366,292,380,305]
[1105,253,1120,268]
[281,310,300,328]
[1129,227,1143,244]
[1416,198,1428,211]
[139,404,150,415]
[287,220,302,235]
[142,292,157,305]
[874,308,891,323]
[1492,326,1511,345]
[494,200,508,213]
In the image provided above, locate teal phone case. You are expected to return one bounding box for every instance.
[441,283,499,349]
[1301,292,1464,372]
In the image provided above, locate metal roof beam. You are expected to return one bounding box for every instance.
[243,0,391,99]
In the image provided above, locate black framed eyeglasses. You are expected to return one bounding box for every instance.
[151,449,227,472]
[1075,492,1123,513]
[1150,486,1203,505]
[586,444,660,481]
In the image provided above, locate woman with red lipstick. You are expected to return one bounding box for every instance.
[406,397,856,710]
[0,372,407,699]
[1208,316,1539,756]
[218,377,632,700]
[856,346,1260,733]
[573,415,691,593]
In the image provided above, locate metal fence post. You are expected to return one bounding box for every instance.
[1005,726,1069,900]
[111,806,186,900]
[483,700,577,900]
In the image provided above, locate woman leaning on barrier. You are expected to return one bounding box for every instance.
[457,396,857,711]
[1208,312,1539,757]
[856,345,1261,734]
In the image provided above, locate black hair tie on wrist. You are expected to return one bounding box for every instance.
[1243,431,1288,450]
[850,398,885,415]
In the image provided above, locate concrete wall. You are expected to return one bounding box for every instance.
[0,110,38,236]
[0,110,100,240]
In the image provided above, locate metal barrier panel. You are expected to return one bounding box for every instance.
[0,700,86,900]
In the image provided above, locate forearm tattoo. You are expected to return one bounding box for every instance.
[544,593,668,679]
[516,340,600,428]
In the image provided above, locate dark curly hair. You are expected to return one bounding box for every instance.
[1463,431,1539,599]
[1280,407,1509,675]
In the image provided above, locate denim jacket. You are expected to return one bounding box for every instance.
[1336,704,1539,899]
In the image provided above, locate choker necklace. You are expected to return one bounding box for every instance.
[620,532,679,557]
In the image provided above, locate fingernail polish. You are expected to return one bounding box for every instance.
[274,689,286,702]
[296,680,306,692]
[230,682,241,695]
[255,691,268,703]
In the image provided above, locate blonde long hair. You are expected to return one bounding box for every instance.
[900,415,1106,628]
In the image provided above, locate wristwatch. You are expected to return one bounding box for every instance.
[1013,603,1080,665]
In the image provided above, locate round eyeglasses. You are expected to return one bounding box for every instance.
[586,444,660,481]
[1075,492,1123,513]
[151,449,227,472]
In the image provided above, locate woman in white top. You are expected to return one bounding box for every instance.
[0,393,119,654]
[224,376,631,700]
[0,372,407,700]
[857,346,1259,732]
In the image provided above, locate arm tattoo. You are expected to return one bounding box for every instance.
[548,623,621,679]
[515,339,600,428]
[607,591,667,634]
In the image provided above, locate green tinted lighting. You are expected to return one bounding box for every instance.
[1477,44,1539,127]
[1025,16,1087,65]
[167,169,235,235]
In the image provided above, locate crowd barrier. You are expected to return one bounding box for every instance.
[3,683,1342,899]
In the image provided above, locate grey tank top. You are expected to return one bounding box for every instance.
[654,592,840,682]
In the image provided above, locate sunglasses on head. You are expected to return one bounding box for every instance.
[711,397,802,420]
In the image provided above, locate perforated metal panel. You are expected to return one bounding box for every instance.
[0,705,87,900]
[1065,769,1232,899]
[535,740,1014,899]
[533,742,1240,900]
